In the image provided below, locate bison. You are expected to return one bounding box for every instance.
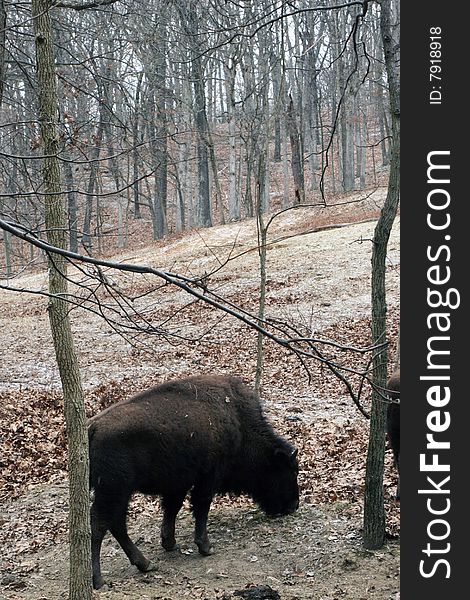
[386,369,400,500]
[88,375,300,589]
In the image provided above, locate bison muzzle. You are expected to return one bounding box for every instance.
[88,375,300,589]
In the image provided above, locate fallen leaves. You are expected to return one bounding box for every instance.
[0,211,400,597]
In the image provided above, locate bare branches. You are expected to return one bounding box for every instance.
[319,0,372,199]
[1,216,391,417]
[53,0,120,11]
[0,0,395,418]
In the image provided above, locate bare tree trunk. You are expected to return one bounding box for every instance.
[132,73,143,219]
[2,226,12,277]
[223,60,240,220]
[282,115,290,208]
[176,0,212,227]
[286,95,305,204]
[270,26,282,164]
[378,93,391,166]
[363,0,400,550]
[0,0,6,108]
[173,167,186,232]
[227,107,239,220]
[82,121,103,251]
[207,128,225,225]
[355,99,366,190]
[64,160,78,253]
[32,2,92,596]
[175,70,192,230]
[303,14,323,191]
[254,151,268,396]
[193,83,212,226]
[154,15,169,238]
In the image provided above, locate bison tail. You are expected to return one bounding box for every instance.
[88,424,97,491]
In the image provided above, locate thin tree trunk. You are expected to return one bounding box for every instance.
[282,115,289,208]
[378,92,391,166]
[3,228,11,277]
[32,1,92,596]
[64,160,78,253]
[363,0,400,550]
[228,111,238,220]
[174,167,186,232]
[255,154,268,396]
[271,30,282,163]
[223,61,239,220]
[286,94,305,205]
[132,72,143,219]
[176,0,212,227]
[82,121,103,252]
[207,129,225,225]
[0,0,6,108]
[148,98,167,239]
[340,91,355,192]
[153,16,169,238]
[175,72,192,230]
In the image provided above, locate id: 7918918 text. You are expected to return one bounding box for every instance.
[429,27,442,105]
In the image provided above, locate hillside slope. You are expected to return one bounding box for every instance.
[0,195,400,599]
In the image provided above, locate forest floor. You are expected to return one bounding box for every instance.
[0,187,400,600]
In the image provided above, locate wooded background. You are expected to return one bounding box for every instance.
[1,0,393,273]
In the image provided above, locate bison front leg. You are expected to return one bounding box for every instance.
[160,493,185,551]
[190,485,214,556]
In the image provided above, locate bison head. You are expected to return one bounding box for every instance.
[254,446,299,517]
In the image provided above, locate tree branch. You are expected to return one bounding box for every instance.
[53,0,120,11]
[1,217,390,418]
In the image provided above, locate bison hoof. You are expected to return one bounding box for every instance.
[135,557,154,573]
[162,540,180,552]
[93,575,105,590]
[197,543,213,556]
[141,561,157,573]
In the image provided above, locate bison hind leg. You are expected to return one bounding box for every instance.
[161,492,186,552]
[190,483,214,556]
[93,489,152,581]
[91,503,107,589]
[109,515,152,573]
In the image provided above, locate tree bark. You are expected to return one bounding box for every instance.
[32,1,92,595]
[82,120,103,252]
[254,154,268,396]
[151,12,169,239]
[286,94,305,204]
[132,71,143,219]
[0,0,6,108]
[176,0,212,227]
[64,160,78,253]
[223,59,240,220]
[363,0,400,550]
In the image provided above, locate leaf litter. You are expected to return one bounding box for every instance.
[0,201,400,599]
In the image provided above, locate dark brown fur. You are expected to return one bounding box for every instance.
[386,369,400,499]
[88,375,299,589]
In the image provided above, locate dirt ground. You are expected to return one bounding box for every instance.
[0,190,400,599]
[1,484,399,600]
